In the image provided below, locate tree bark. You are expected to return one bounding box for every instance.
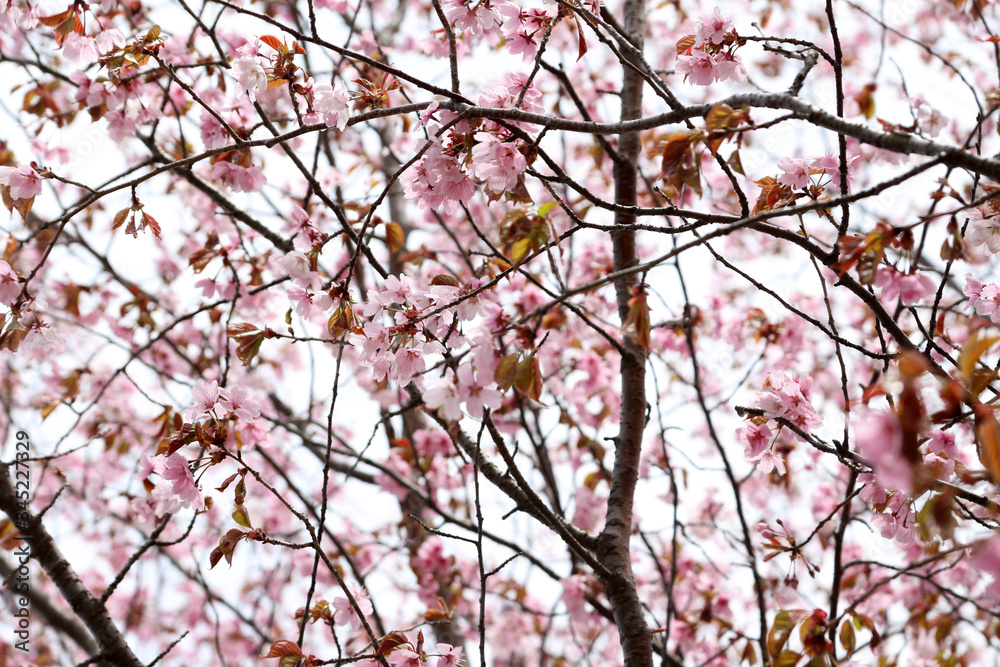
[599,0,653,664]
[0,465,143,667]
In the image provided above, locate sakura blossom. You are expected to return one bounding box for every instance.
[159,454,204,509]
[0,260,19,306]
[470,133,527,193]
[0,164,43,199]
[313,81,351,130]
[183,380,224,421]
[875,267,936,306]
[10,0,1000,665]
[211,160,266,193]
[695,8,733,45]
[218,385,261,422]
[853,408,913,494]
[231,56,268,101]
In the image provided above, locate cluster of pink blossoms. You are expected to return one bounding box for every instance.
[875,267,936,306]
[183,380,262,423]
[777,153,861,192]
[963,274,1000,323]
[737,371,821,474]
[496,3,550,62]
[676,8,747,86]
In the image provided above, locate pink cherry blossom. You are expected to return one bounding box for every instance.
[313,81,351,130]
[695,8,733,45]
[737,421,773,460]
[389,649,423,667]
[471,133,527,193]
[809,153,861,190]
[435,644,463,667]
[756,371,821,433]
[973,283,1000,322]
[232,56,267,101]
[966,215,1000,254]
[218,385,260,422]
[971,538,1000,602]
[457,364,502,420]
[875,268,935,306]
[853,408,913,494]
[160,455,203,509]
[777,157,811,189]
[211,161,266,193]
[0,260,20,306]
[332,587,373,631]
[676,50,718,86]
[183,380,224,420]
[0,164,43,199]
[964,273,983,312]
[424,371,462,421]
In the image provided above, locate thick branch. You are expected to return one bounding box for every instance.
[0,465,143,667]
[599,0,653,664]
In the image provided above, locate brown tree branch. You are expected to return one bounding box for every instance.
[0,465,143,667]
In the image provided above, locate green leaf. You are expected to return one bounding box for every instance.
[538,201,559,217]
[768,609,808,658]
[232,504,253,529]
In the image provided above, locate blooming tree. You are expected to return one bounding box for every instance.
[4,0,1000,665]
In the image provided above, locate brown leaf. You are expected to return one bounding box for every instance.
[261,640,303,659]
[975,404,1000,487]
[386,221,405,254]
[376,630,410,656]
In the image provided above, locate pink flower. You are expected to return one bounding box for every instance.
[974,283,1000,322]
[160,455,203,509]
[757,372,821,433]
[332,587,373,631]
[436,644,463,667]
[211,161,266,193]
[0,165,43,199]
[279,251,319,289]
[964,273,983,312]
[183,380,224,420]
[676,50,718,86]
[381,275,413,305]
[287,284,314,318]
[695,7,733,45]
[971,538,1000,602]
[106,110,138,141]
[95,27,126,54]
[967,216,1000,254]
[62,33,98,61]
[853,409,913,494]
[737,421,773,460]
[424,371,462,421]
[715,54,747,83]
[809,154,860,190]
[777,157,811,190]
[457,364,502,420]
[218,385,260,422]
[875,268,935,306]
[471,133,526,193]
[200,113,230,149]
[232,56,267,101]
[754,449,786,475]
[0,261,20,306]
[313,81,351,130]
[389,649,423,667]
